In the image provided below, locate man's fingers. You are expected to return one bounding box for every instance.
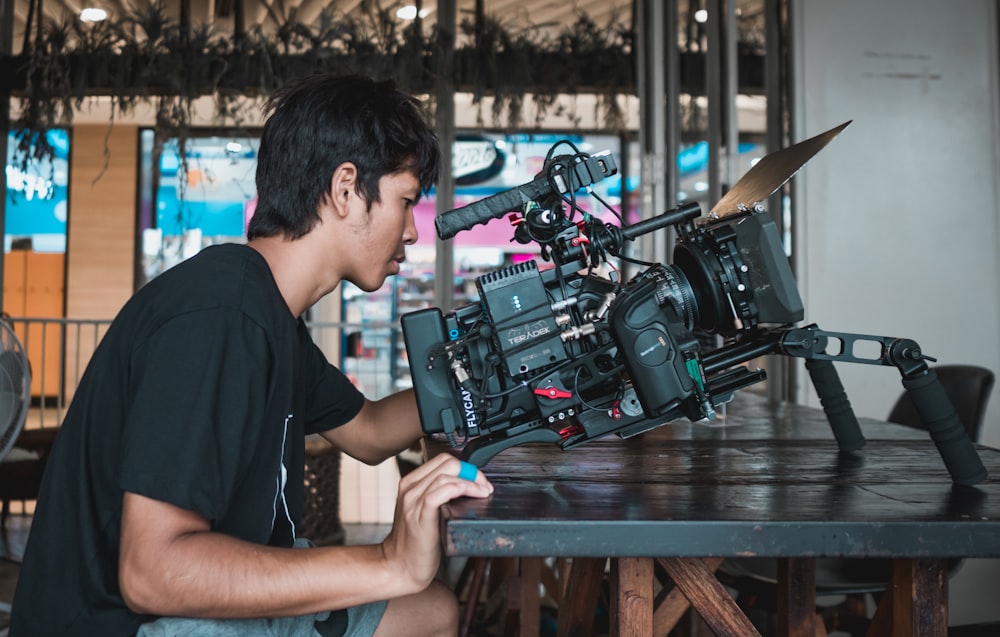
[405,474,491,528]
[396,461,493,532]
[400,453,493,500]
[456,460,478,482]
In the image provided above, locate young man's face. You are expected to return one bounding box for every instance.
[345,170,421,292]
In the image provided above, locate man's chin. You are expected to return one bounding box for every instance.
[349,275,391,293]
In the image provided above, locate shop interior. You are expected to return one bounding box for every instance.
[2,0,999,633]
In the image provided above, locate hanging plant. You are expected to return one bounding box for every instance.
[11,16,78,172]
[456,10,540,128]
[552,12,634,131]
[0,1,669,174]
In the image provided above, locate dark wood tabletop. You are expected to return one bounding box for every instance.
[433,391,1000,560]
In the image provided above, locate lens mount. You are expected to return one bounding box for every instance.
[673,224,758,336]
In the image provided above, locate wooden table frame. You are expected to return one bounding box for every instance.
[429,393,1000,637]
[601,555,947,637]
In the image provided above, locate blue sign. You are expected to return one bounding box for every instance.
[4,129,70,243]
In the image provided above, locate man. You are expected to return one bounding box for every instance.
[11,73,493,636]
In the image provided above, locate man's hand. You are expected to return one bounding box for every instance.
[380,453,493,590]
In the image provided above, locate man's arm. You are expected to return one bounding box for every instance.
[319,388,423,465]
[119,452,492,618]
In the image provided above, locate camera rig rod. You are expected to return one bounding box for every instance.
[746,325,988,485]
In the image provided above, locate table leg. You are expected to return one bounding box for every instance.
[869,558,948,637]
[656,557,761,637]
[776,557,820,637]
[457,557,487,637]
[652,557,724,635]
[905,558,948,637]
[514,557,542,637]
[556,558,606,637]
[611,557,654,637]
[470,557,542,637]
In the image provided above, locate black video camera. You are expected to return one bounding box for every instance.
[402,130,988,484]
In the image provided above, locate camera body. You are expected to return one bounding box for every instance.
[402,148,803,464]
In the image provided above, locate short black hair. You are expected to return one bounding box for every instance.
[247,73,440,240]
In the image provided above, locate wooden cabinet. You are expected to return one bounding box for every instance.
[3,249,66,399]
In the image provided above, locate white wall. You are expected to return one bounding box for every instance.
[792,0,1000,626]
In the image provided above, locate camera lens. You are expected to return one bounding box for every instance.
[672,225,757,337]
[646,264,698,330]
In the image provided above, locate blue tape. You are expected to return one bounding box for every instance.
[457,460,478,482]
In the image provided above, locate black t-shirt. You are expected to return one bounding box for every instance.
[10,244,365,636]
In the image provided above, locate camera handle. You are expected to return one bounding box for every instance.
[772,325,988,485]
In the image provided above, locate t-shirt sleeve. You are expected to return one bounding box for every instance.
[300,337,365,435]
[118,309,272,521]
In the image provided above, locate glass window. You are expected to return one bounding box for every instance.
[138,129,259,283]
[4,129,70,254]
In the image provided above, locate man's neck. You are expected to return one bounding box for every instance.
[247,235,341,319]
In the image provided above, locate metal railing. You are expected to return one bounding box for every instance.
[4,316,410,521]
[5,316,408,429]
[5,316,113,430]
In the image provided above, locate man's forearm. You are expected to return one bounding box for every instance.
[322,389,425,464]
[120,528,411,618]
[370,388,425,451]
[120,454,491,622]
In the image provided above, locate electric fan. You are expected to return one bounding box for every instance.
[0,319,29,618]
[0,320,30,465]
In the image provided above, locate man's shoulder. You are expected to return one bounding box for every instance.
[148,244,276,305]
[172,243,263,283]
[118,244,291,336]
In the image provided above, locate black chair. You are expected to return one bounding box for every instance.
[886,364,994,440]
[1,427,60,531]
[720,364,995,637]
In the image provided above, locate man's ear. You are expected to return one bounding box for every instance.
[329,162,359,218]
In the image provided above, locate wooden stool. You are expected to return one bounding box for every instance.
[455,556,600,637]
[301,437,344,547]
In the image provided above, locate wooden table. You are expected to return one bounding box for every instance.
[427,392,1000,637]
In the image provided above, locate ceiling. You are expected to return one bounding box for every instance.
[7,1,635,52]
[6,1,767,55]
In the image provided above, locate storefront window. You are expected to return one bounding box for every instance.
[4,129,70,254]
[138,129,259,283]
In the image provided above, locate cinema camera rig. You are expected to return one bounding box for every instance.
[402,123,987,484]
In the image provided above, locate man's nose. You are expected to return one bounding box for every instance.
[403,209,418,245]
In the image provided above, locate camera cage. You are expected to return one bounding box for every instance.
[401,126,987,485]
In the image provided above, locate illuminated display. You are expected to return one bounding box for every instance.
[4,129,70,251]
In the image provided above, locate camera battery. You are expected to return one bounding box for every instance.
[477,260,568,378]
